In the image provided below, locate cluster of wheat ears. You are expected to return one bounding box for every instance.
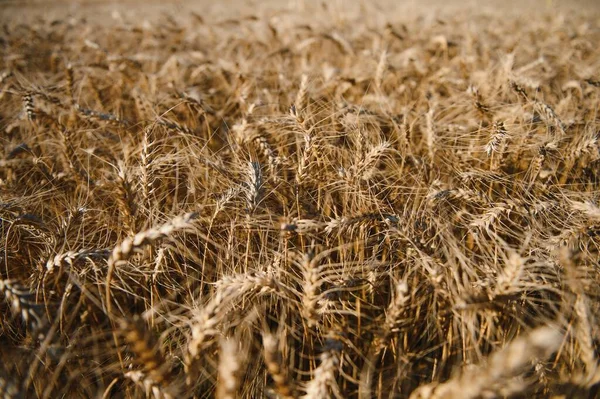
[0,2,599,398]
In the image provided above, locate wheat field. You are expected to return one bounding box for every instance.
[1,1,600,398]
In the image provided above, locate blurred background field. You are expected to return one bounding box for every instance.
[2,0,600,23]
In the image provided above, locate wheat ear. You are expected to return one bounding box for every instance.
[105,212,197,316]
[263,334,297,399]
[0,279,47,338]
[302,335,342,399]
[120,315,172,387]
[409,326,563,399]
[216,337,246,399]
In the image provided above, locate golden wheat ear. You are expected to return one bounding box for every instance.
[0,370,23,399]
[409,326,564,399]
[120,315,173,388]
[0,279,48,339]
[216,337,248,399]
[302,333,343,399]
[105,212,197,316]
[262,333,298,399]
